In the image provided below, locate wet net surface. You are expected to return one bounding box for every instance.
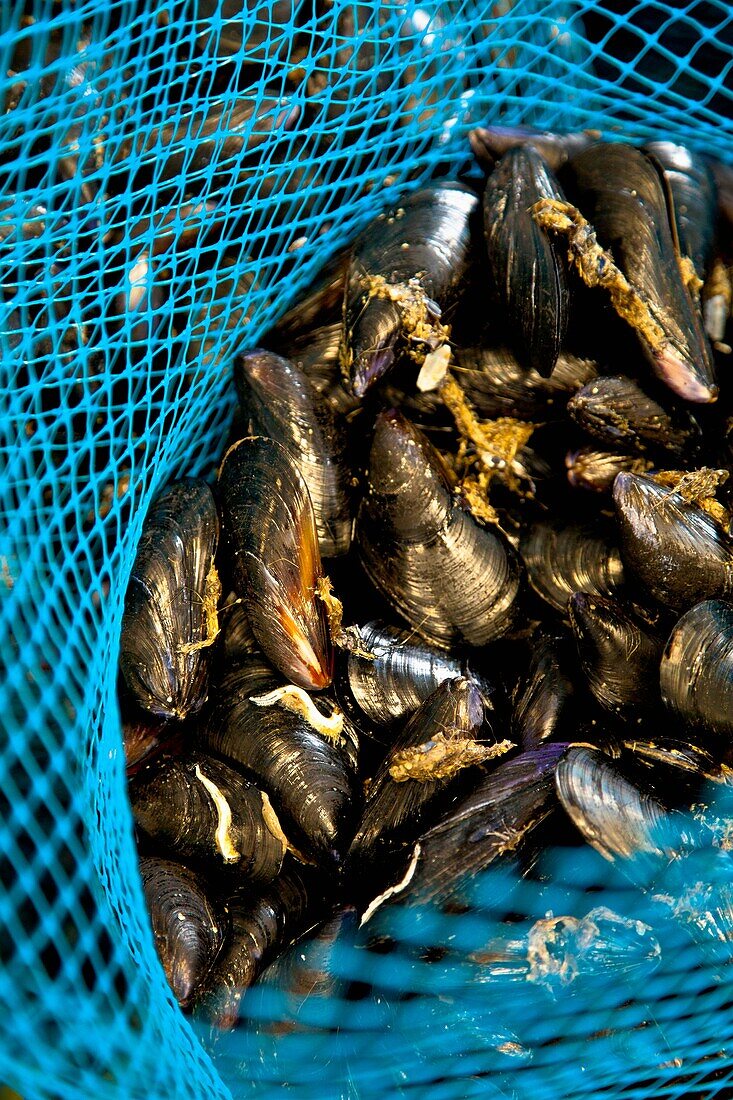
[1,1,733,1097]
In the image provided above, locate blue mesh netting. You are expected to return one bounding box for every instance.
[2,1,733,1097]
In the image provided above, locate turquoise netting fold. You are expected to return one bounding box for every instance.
[1,2,733,1097]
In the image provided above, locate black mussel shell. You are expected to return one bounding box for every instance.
[249,907,357,1035]
[276,320,361,420]
[218,436,333,690]
[220,600,259,664]
[453,346,597,421]
[512,630,577,750]
[130,752,287,882]
[269,251,350,346]
[520,521,624,613]
[618,738,733,810]
[362,745,565,913]
[613,473,733,611]
[348,678,491,874]
[120,479,219,720]
[483,145,569,376]
[566,448,651,493]
[470,125,599,174]
[356,410,522,649]
[565,142,716,403]
[567,375,701,458]
[235,350,353,558]
[201,656,358,863]
[555,746,677,875]
[139,856,224,1008]
[345,620,495,727]
[122,708,170,771]
[195,0,294,63]
[660,599,733,737]
[341,183,478,396]
[195,862,320,1030]
[643,141,717,281]
[569,593,664,718]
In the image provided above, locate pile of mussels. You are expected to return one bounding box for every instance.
[120,128,733,1031]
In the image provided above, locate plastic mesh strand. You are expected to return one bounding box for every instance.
[1,1,733,1097]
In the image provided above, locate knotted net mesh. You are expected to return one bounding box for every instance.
[1,1,733,1097]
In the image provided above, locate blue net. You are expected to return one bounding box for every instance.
[2,1,733,1097]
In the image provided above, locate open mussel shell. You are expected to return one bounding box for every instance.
[139,856,224,1009]
[613,473,733,611]
[130,752,287,882]
[569,593,664,718]
[201,656,358,864]
[643,140,717,281]
[520,521,624,614]
[555,747,679,880]
[363,745,565,914]
[483,145,569,377]
[452,346,597,421]
[341,183,478,396]
[120,479,219,720]
[356,410,522,649]
[344,620,495,727]
[512,630,578,750]
[195,861,320,1030]
[565,142,716,404]
[347,678,490,874]
[660,599,733,737]
[567,375,701,458]
[235,350,353,558]
[218,436,333,690]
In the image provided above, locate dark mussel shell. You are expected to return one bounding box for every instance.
[122,708,169,771]
[120,479,219,720]
[512,630,577,750]
[269,252,350,346]
[277,320,361,420]
[348,678,492,873]
[249,907,357,1035]
[356,410,522,649]
[660,599,733,738]
[483,146,569,376]
[452,346,597,421]
[613,473,733,611]
[567,375,701,459]
[618,738,733,809]
[114,94,300,189]
[555,747,676,874]
[195,0,294,62]
[566,448,651,494]
[643,141,717,281]
[220,600,259,665]
[470,125,599,174]
[130,752,287,882]
[140,856,224,1008]
[201,657,358,863]
[218,436,333,690]
[344,620,495,727]
[569,593,664,718]
[520,521,624,614]
[341,183,478,396]
[363,745,565,913]
[235,350,353,558]
[196,862,319,1030]
[565,143,716,403]
[470,906,660,988]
